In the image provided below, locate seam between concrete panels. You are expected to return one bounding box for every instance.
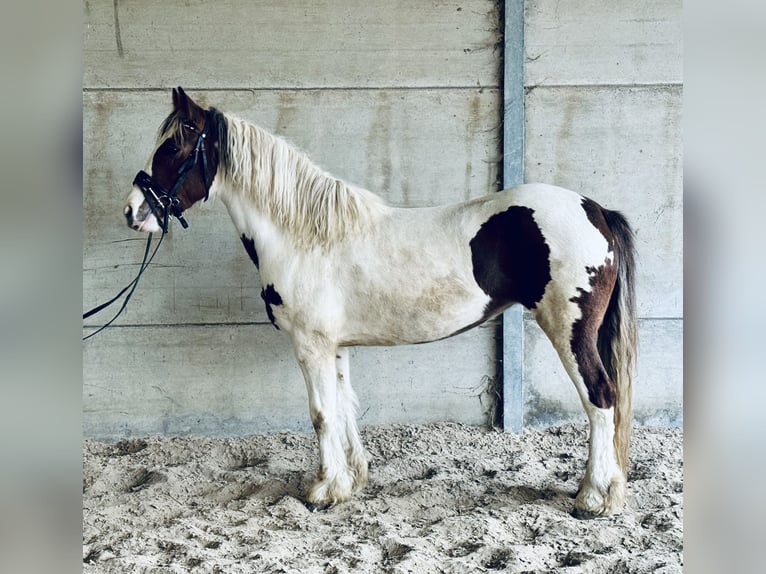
[82,85,502,93]
[83,322,276,330]
[523,83,683,91]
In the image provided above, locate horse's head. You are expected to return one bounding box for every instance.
[124,87,220,233]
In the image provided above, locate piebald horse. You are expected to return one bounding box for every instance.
[124,88,637,518]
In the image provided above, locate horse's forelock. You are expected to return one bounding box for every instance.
[157,110,184,147]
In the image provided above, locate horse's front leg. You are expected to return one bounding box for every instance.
[293,339,356,508]
[335,348,368,490]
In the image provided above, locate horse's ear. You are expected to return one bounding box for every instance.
[175,86,190,116]
[175,86,204,123]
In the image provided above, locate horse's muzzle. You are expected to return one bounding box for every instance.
[124,187,161,233]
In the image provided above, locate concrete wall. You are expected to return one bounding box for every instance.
[521,0,683,426]
[83,1,682,438]
[83,0,503,438]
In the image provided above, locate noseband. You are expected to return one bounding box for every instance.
[132,112,214,233]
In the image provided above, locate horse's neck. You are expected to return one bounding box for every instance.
[219,185,279,242]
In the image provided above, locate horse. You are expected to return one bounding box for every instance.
[123,87,637,518]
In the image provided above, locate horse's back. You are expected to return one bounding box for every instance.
[500,183,616,262]
[457,183,614,271]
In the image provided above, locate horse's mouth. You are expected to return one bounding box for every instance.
[124,189,162,233]
[133,217,161,233]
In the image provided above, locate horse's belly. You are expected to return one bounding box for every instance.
[339,278,491,346]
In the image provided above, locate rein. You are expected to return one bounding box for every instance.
[82,214,166,341]
[83,113,214,340]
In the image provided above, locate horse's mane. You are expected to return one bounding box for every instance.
[162,109,381,247]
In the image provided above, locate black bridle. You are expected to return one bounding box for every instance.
[132,113,214,233]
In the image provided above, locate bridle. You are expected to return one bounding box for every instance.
[84,111,215,340]
[132,110,214,233]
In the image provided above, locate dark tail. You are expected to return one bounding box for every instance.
[598,209,638,477]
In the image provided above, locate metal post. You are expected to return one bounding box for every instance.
[502,0,525,432]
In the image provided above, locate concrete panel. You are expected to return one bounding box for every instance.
[83,88,501,325]
[524,85,682,318]
[525,0,683,86]
[83,0,501,89]
[83,323,498,439]
[522,317,682,427]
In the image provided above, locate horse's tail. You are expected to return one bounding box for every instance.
[599,209,638,477]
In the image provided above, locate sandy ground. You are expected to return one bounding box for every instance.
[83,423,682,573]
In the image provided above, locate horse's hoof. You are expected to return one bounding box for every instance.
[303,500,331,513]
[570,506,601,520]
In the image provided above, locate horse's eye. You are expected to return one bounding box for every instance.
[160,141,180,155]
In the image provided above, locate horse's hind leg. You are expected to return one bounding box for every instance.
[534,279,626,518]
[335,348,368,490]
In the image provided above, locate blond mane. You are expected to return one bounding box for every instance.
[220,114,386,247]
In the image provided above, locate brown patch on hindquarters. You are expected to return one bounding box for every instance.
[569,198,619,409]
[469,206,552,314]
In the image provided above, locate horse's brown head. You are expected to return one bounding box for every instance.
[124,87,222,233]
